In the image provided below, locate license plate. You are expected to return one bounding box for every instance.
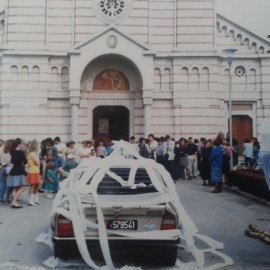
[106,219,138,230]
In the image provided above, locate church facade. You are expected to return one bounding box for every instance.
[0,0,270,147]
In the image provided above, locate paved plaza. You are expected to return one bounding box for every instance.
[0,178,269,270]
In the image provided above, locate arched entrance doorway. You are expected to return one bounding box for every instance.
[232,115,253,154]
[93,106,129,142]
[80,54,143,142]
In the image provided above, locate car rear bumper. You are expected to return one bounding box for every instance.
[53,237,180,247]
[53,237,180,258]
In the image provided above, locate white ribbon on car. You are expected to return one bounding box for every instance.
[46,140,233,269]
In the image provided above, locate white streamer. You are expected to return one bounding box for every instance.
[45,140,233,270]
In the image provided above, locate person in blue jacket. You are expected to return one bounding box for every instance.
[210,139,223,193]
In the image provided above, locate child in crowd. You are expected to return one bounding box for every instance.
[106,140,113,155]
[57,153,78,180]
[43,163,56,198]
[26,139,41,206]
[96,140,107,158]
[90,148,98,160]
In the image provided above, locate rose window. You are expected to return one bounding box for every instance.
[100,0,125,17]
[93,0,132,24]
[234,66,246,77]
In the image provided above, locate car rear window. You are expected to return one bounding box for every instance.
[96,167,158,195]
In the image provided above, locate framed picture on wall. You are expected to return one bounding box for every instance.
[98,118,109,134]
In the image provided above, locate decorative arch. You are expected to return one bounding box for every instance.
[32,66,40,89]
[154,67,162,91]
[236,34,242,45]
[163,68,172,91]
[243,38,249,46]
[50,66,59,89]
[224,68,229,90]
[251,42,257,52]
[93,69,130,91]
[10,65,19,88]
[221,26,227,36]
[201,67,210,90]
[258,46,265,54]
[80,54,143,91]
[60,66,70,89]
[21,65,30,89]
[180,67,189,90]
[249,68,257,91]
[190,67,199,90]
[229,30,234,38]
[0,19,4,44]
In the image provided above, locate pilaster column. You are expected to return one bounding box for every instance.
[69,88,80,142]
[143,89,153,137]
[71,104,78,141]
[1,104,9,140]
[173,0,177,50]
[173,105,181,138]
[173,97,182,138]
[4,0,9,45]
[144,104,151,137]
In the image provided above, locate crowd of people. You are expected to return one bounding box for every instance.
[0,132,260,208]
[135,133,260,192]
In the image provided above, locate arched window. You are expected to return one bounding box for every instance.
[0,20,4,44]
[163,68,171,91]
[221,26,227,36]
[180,67,189,90]
[201,67,210,90]
[93,69,129,91]
[251,43,257,53]
[21,66,30,89]
[224,68,229,90]
[236,34,242,45]
[51,66,59,89]
[32,66,40,89]
[249,69,257,91]
[60,67,70,89]
[154,68,161,91]
[258,46,265,54]
[229,30,234,38]
[10,65,19,88]
[244,38,249,47]
[190,67,199,90]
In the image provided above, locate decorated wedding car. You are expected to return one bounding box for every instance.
[50,141,233,269]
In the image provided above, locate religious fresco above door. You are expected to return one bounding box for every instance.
[93,69,130,90]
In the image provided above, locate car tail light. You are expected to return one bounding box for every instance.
[161,210,176,230]
[57,216,74,237]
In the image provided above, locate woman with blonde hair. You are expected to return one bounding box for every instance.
[27,139,41,206]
